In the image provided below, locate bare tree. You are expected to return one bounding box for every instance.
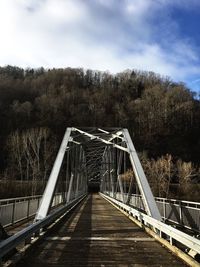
[7,128,57,196]
[141,154,174,197]
[176,160,197,198]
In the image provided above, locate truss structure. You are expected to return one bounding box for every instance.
[35,127,161,221]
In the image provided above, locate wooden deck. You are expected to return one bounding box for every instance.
[16,194,186,267]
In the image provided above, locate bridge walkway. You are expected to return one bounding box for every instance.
[16,194,186,267]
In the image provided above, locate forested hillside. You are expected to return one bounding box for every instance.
[0,66,199,199]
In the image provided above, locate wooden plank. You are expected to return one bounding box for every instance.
[15,194,186,267]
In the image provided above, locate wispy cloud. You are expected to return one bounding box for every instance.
[191,78,200,84]
[0,0,200,89]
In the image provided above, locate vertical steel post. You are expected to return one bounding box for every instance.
[67,173,74,202]
[11,201,16,225]
[179,201,183,225]
[108,149,112,196]
[109,148,114,197]
[75,174,80,198]
[83,148,87,194]
[75,146,80,198]
[126,176,133,205]
[27,198,30,219]
[65,150,70,202]
[116,150,124,203]
[163,200,166,222]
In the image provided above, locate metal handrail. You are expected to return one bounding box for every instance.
[130,194,200,208]
[0,194,86,260]
[0,193,62,205]
[0,193,64,227]
[109,192,200,232]
[101,193,200,255]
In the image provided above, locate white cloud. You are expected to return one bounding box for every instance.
[0,0,200,86]
[41,0,87,24]
[125,0,152,16]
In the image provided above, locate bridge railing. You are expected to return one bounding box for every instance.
[0,194,86,260]
[106,192,200,233]
[155,196,200,233]
[101,193,200,263]
[0,193,63,227]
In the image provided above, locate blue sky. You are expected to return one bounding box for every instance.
[0,0,200,92]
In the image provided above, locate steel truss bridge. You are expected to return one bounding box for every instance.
[0,127,200,266]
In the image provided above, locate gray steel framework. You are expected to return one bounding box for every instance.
[1,127,200,265]
[35,127,161,221]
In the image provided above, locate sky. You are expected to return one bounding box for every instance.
[0,0,200,92]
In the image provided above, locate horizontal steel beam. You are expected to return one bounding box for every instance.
[72,128,128,152]
[97,128,124,142]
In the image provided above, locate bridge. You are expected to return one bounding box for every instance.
[0,127,200,266]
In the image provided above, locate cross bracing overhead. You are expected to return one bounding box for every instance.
[35,127,161,222]
[70,127,125,184]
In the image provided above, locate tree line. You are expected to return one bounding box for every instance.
[0,65,199,199]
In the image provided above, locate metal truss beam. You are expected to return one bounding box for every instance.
[35,127,161,223]
[97,128,124,142]
[72,127,128,152]
[35,128,72,221]
[122,129,161,220]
